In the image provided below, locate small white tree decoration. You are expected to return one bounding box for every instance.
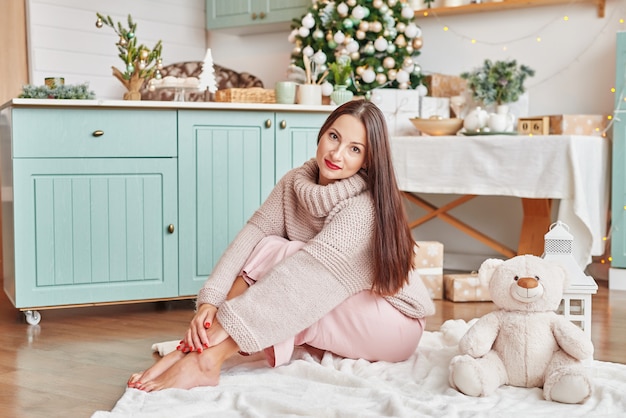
[198,48,218,94]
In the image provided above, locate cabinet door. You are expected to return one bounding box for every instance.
[206,0,308,30]
[274,112,328,181]
[611,31,626,267]
[178,110,275,295]
[10,158,178,308]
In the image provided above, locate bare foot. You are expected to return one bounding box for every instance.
[139,351,220,391]
[128,349,185,388]
[139,338,239,392]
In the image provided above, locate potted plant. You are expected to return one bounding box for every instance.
[328,55,354,105]
[461,59,535,109]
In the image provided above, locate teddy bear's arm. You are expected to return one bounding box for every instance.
[552,316,594,360]
[458,312,500,357]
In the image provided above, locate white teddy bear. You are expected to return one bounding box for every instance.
[448,254,594,404]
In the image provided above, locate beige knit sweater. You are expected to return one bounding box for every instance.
[197,159,435,354]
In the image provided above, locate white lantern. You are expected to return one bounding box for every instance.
[542,221,598,339]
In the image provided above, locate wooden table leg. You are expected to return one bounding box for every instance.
[403,193,516,258]
[518,198,553,256]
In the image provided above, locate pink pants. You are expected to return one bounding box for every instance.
[240,236,425,367]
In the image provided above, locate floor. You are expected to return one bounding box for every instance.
[0,278,624,418]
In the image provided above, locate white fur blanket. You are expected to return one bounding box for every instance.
[92,319,626,417]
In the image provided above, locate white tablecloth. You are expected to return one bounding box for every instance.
[390,134,611,267]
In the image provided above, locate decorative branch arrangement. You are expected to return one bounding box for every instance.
[95,13,163,100]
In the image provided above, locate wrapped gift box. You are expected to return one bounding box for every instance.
[548,114,606,136]
[372,89,449,136]
[423,74,467,98]
[415,241,444,299]
[444,273,491,302]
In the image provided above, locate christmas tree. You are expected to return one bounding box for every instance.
[288,0,423,95]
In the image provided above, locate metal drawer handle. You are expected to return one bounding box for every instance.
[92,130,104,137]
[265,119,272,128]
[259,12,266,19]
[280,120,287,129]
[167,224,175,234]
[251,12,257,20]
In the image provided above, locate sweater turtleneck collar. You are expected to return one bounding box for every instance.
[293,159,368,218]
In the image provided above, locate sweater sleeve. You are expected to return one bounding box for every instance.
[216,195,376,354]
[383,269,436,318]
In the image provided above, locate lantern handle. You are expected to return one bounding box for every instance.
[549,221,570,232]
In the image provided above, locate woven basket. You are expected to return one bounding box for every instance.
[214,88,276,104]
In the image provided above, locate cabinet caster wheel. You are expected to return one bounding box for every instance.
[24,310,41,325]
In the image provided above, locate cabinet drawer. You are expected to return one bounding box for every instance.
[13,109,177,158]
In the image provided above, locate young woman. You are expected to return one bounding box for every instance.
[128,100,435,391]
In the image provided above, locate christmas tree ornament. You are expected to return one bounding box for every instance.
[347,0,357,6]
[370,20,383,33]
[302,13,316,28]
[356,30,366,40]
[413,37,423,49]
[374,36,388,51]
[343,18,354,29]
[337,2,349,16]
[352,5,366,20]
[388,69,397,80]
[359,21,369,31]
[334,30,346,44]
[383,56,396,69]
[416,84,428,97]
[373,0,383,9]
[95,12,163,100]
[376,73,387,85]
[313,29,325,40]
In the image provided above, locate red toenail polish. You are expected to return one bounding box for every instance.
[204,343,209,348]
[205,322,211,328]
[197,348,202,353]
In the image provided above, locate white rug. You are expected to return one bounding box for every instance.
[92,319,626,417]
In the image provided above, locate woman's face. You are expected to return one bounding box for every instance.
[316,114,367,186]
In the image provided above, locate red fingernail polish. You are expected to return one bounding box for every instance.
[197,348,202,353]
[205,322,211,328]
[176,345,181,350]
[204,343,209,348]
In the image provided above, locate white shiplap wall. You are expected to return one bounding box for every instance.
[26,0,206,99]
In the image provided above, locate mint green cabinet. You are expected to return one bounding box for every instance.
[206,0,309,31]
[1,107,179,319]
[177,110,327,295]
[0,103,329,321]
[611,31,626,267]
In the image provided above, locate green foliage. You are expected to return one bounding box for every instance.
[328,56,352,85]
[96,13,163,80]
[461,59,535,106]
[289,0,423,94]
[19,83,96,100]
[423,0,435,8]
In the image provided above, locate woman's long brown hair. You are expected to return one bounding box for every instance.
[317,100,415,295]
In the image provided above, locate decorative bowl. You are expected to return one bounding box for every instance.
[409,117,464,136]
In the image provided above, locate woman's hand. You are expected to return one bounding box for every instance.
[180,303,217,353]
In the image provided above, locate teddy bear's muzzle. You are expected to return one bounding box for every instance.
[512,276,543,302]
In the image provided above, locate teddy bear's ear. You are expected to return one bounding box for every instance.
[478,258,504,281]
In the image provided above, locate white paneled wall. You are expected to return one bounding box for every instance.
[26,0,206,99]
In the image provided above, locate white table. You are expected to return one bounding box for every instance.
[391,134,610,268]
